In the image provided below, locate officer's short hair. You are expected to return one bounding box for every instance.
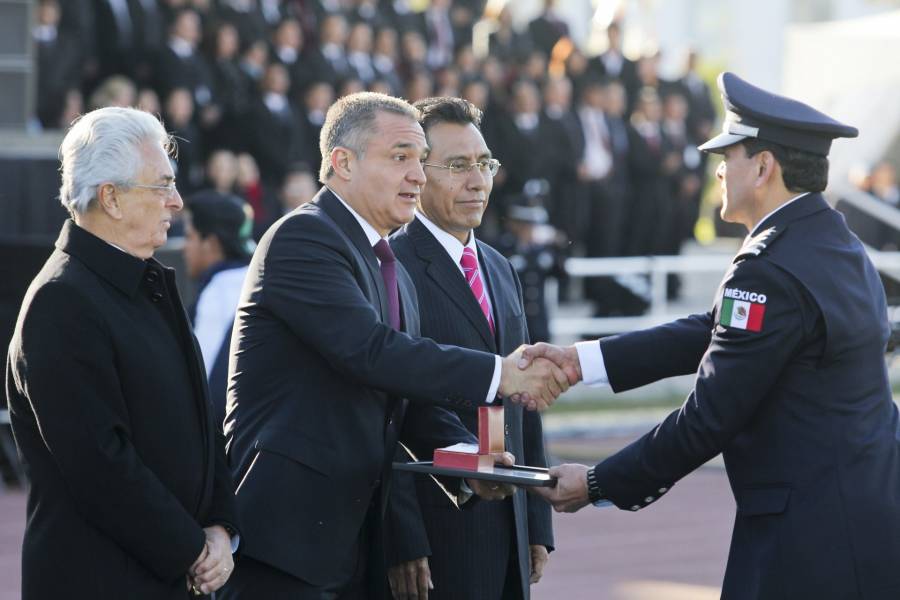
[743,138,829,194]
[414,96,483,134]
[319,91,419,183]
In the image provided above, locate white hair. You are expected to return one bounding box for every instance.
[59,106,173,216]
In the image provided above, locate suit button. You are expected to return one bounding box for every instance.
[645,496,654,503]
[145,271,159,283]
[630,505,640,511]
[151,291,164,302]
[658,487,668,494]
[371,479,381,489]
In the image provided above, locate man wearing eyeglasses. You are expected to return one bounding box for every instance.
[6,106,239,599]
[221,92,573,600]
[386,97,553,600]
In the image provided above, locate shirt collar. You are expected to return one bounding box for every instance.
[328,186,384,248]
[750,192,810,237]
[58,220,155,298]
[169,37,194,58]
[415,210,477,270]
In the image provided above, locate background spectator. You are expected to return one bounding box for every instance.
[32,2,719,317]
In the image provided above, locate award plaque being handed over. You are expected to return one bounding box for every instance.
[393,405,557,487]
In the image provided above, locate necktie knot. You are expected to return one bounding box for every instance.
[460,247,478,272]
[373,239,395,264]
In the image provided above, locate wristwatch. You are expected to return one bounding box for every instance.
[586,466,606,504]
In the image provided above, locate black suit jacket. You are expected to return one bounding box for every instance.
[225,188,496,589]
[243,97,304,184]
[593,194,900,599]
[35,31,83,128]
[387,218,553,599]
[6,220,237,599]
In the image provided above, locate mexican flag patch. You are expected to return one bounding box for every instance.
[720,288,766,331]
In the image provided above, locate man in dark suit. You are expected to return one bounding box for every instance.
[491,80,557,215]
[525,73,900,599]
[34,0,83,129]
[221,92,571,599]
[386,98,553,600]
[588,22,639,114]
[244,62,304,185]
[155,9,215,112]
[93,0,139,78]
[527,0,569,58]
[6,106,238,599]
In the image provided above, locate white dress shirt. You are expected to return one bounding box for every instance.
[415,211,494,318]
[328,190,503,403]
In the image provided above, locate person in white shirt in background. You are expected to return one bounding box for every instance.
[184,192,255,425]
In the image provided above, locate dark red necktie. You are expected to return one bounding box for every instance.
[373,239,401,330]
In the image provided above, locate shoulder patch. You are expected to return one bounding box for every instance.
[733,226,782,263]
[719,286,767,331]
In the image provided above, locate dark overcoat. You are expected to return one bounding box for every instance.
[6,220,237,600]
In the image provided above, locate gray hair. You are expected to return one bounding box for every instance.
[318,91,419,182]
[59,106,173,216]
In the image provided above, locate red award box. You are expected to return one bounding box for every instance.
[478,406,505,454]
[433,443,494,472]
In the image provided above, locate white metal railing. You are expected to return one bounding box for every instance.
[551,249,900,337]
[829,187,900,231]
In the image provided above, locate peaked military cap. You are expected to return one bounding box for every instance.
[698,72,858,156]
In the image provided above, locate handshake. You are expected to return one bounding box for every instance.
[497,343,583,411]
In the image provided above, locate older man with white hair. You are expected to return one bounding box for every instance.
[6,106,238,599]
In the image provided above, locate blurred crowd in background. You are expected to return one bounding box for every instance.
[31,0,899,321]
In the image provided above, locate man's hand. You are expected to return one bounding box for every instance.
[529,545,549,584]
[516,343,582,386]
[500,349,571,411]
[467,451,516,500]
[388,557,432,599]
[190,525,234,594]
[529,464,591,513]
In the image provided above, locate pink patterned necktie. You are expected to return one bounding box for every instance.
[460,247,494,334]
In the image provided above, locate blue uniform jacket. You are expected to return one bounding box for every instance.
[594,193,900,599]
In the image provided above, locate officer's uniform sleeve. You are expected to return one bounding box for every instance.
[598,312,714,392]
[592,258,821,511]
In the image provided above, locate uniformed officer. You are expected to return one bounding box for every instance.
[521,72,900,599]
[496,203,561,343]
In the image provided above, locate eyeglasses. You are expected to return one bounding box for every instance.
[120,181,179,197]
[422,159,501,177]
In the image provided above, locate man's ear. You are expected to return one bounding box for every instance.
[330,147,353,181]
[97,183,123,219]
[756,151,776,186]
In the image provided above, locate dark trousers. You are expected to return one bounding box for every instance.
[221,506,381,600]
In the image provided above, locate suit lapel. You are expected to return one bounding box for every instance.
[317,188,391,325]
[408,218,496,351]
[478,241,514,354]
[397,267,419,336]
